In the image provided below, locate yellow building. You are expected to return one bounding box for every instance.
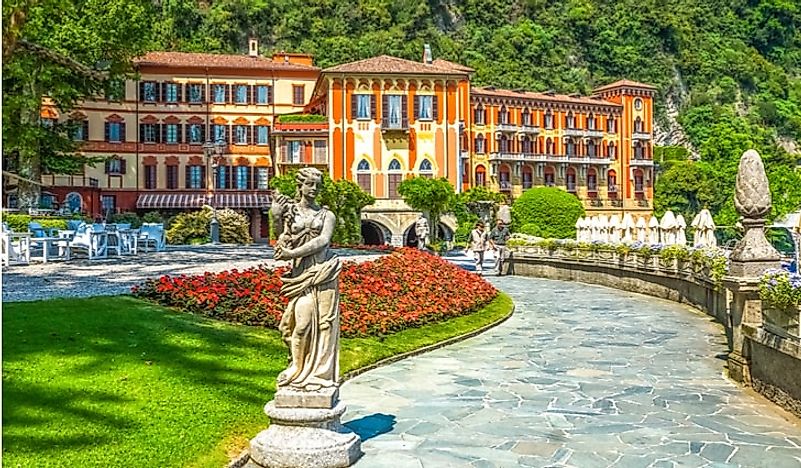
[466,80,656,219]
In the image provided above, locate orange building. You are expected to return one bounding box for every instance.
[306,49,472,245]
[40,39,319,239]
[466,80,656,219]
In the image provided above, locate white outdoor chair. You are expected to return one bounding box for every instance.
[69,224,108,260]
[139,223,166,252]
[1,227,31,266]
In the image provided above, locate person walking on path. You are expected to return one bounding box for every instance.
[470,221,489,274]
[489,219,511,275]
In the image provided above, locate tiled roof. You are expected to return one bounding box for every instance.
[432,59,475,73]
[471,87,622,107]
[134,51,319,71]
[593,79,657,92]
[322,55,470,75]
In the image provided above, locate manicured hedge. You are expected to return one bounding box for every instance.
[511,187,584,239]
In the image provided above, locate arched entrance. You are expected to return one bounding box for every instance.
[361,220,388,245]
[403,222,455,247]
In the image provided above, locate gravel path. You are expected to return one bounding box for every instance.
[1,245,380,302]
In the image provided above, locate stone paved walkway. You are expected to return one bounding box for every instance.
[1,245,379,302]
[343,276,801,468]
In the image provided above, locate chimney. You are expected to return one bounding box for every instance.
[423,44,433,65]
[248,37,259,57]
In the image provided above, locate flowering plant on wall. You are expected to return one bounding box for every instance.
[132,248,498,338]
[759,269,801,311]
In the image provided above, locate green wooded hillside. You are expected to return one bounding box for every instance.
[152,0,801,224]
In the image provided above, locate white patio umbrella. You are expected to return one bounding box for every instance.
[636,217,648,243]
[586,216,596,242]
[675,214,687,246]
[575,217,583,242]
[608,214,622,243]
[660,210,677,245]
[700,209,717,247]
[597,215,609,243]
[621,213,635,243]
[691,212,702,247]
[648,216,660,244]
[579,217,590,242]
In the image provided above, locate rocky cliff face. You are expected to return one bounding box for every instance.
[653,66,699,159]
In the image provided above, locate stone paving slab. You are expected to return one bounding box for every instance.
[1,245,379,302]
[343,276,801,467]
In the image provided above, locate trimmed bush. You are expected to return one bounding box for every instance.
[165,207,252,245]
[1,214,69,232]
[110,212,142,228]
[511,187,584,239]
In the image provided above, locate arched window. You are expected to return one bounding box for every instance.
[634,117,643,133]
[521,136,532,154]
[356,159,371,194]
[522,108,531,126]
[544,166,555,187]
[566,112,575,129]
[388,159,402,199]
[587,168,598,193]
[475,165,486,187]
[607,142,616,159]
[634,169,644,193]
[522,165,533,189]
[608,169,618,195]
[544,110,553,129]
[499,106,509,124]
[587,140,596,157]
[565,138,575,157]
[587,113,595,130]
[607,115,616,133]
[474,105,485,125]
[498,134,509,153]
[634,141,644,159]
[499,164,511,191]
[475,134,485,153]
[566,167,577,192]
[65,192,83,213]
[419,159,433,178]
[546,138,553,154]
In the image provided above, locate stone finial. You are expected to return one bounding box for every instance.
[734,149,772,219]
[729,149,780,277]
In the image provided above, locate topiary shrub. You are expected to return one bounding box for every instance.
[110,212,142,228]
[1,214,69,232]
[166,207,252,245]
[511,187,584,239]
[142,211,165,224]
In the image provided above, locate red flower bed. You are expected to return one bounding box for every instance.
[132,248,497,337]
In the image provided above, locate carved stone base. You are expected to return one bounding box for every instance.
[728,352,752,386]
[728,260,780,278]
[245,393,362,468]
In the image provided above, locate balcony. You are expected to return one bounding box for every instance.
[567,155,614,165]
[490,152,549,162]
[636,197,650,207]
[632,132,652,140]
[41,174,99,188]
[630,158,654,167]
[460,150,470,159]
[519,125,540,135]
[273,121,329,135]
[495,123,518,133]
[381,121,409,132]
[563,128,584,137]
[585,129,605,138]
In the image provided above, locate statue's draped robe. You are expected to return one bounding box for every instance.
[277,207,341,389]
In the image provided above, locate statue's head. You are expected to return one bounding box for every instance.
[295,168,323,201]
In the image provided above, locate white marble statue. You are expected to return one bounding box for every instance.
[415,216,430,250]
[272,167,342,390]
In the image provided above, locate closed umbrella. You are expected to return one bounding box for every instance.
[675,214,687,246]
[621,213,635,243]
[691,212,702,247]
[701,209,717,247]
[598,215,609,243]
[660,210,677,245]
[636,217,647,243]
[575,217,583,242]
[608,214,621,243]
[648,216,660,244]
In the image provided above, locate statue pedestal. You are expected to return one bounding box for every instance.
[245,388,362,468]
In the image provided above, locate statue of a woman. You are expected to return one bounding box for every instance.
[271,168,341,390]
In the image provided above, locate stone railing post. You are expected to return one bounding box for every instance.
[723,150,780,385]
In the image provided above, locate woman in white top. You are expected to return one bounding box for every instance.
[469,221,489,274]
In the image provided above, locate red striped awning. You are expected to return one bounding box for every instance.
[136,193,271,209]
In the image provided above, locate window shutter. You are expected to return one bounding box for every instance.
[433,96,440,121]
[120,122,126,142]
[247,167,252,190]
[139,124,145,143]
[160,124,166,144]
[250,85,256,104]
[177,124,183,144]
[247,126,252,145]
[156,82,163,102]
[120,158,127,174]
[104,122,110,142]
[201,166,207,189]
[185,166,191,189]
[178,84,184,102]
[225,85,231,104]
[401,95,408,128]
[251,126,257,145]
[413,96,419,121]
[201,84,206,103]
[351,93,357,120]
[202,124,207,142]
[104,160,110,174]
[370,95,376,119]
[268,86,273,104]
[227,165,233,189]
[382,95,389,124]
[185,124,191,144]
[138,82,144,101]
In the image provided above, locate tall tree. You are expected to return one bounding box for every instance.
[398,177,455,242]
[2,0,154,209]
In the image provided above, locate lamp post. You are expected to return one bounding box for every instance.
[203,140,225,244]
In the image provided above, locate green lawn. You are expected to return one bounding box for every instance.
[3,293,513,468]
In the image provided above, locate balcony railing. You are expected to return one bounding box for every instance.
[496,123,517,133]
[585,129,605,138]
[41,174,99,188]
[632,132,652,140]
[489,152,559,162]
[460,150,470,159]
[519,125,540,134]
[630,158,654,167]
[381,121,408,132]
[499,181,513,191]
[563,128,584,137]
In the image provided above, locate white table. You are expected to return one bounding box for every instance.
[29,237,71,263]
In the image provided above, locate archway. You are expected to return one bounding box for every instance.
[404,222,454,247]
[361,220,389,245]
